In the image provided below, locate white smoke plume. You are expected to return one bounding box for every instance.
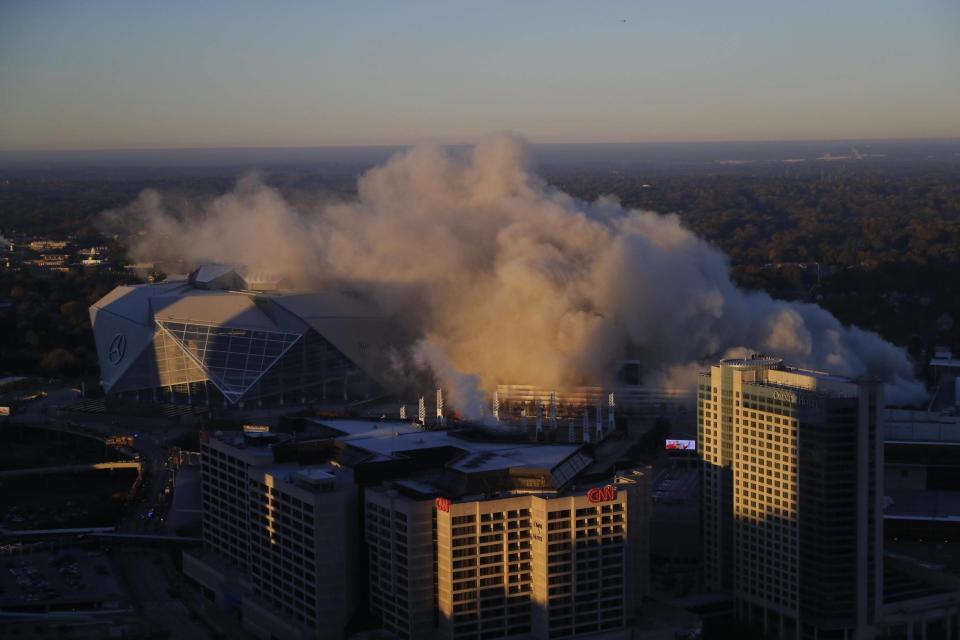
[100,134,925,414]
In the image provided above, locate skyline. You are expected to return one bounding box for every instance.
[2,0,959,151]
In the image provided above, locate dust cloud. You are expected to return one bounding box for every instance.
[101,134,925,414]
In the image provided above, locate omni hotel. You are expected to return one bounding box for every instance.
[368,468,647,640]
[185,418,651,640]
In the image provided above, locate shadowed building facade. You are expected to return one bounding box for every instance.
[699,357,883,640]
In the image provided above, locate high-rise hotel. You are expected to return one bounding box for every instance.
[698,357,883,640]
[366,469,649,640]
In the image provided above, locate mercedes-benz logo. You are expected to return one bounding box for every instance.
[108,333,127,365]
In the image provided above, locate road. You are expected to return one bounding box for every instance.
[110,425,223,639]
[119,426,253,639]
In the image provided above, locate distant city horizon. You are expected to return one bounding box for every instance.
[1,133,960,154]
[1,136,959,172]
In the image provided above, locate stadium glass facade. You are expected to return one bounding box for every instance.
[116,326,371,407]
[157,321,302,403]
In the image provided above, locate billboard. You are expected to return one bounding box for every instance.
[665,439,696,451]
[243,424,270,433]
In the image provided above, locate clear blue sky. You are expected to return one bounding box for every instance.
[1,0,957,150]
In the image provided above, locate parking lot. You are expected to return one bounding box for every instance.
[0,548,126,610]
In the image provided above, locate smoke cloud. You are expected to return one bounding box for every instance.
[100,134,925,413]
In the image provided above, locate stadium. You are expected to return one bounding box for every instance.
[89,265,392,408]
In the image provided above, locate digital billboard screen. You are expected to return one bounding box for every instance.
[665,439,696,451]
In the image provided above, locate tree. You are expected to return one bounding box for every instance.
[40,348,79,377]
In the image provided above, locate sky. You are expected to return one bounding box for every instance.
[0,0,958,150]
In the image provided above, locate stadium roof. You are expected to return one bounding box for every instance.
[89,267,394,401]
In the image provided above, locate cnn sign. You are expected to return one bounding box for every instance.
[587,485,617,504]
[435,497,451,512]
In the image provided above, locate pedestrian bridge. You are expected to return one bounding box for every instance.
[0,461,141,478]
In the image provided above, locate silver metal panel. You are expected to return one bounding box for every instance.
[89,305,158,392]
[150,291,308,333]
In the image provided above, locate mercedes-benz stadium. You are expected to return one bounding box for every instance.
[89,265,391,408]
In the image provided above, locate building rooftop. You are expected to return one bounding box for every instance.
[716,356,859,384]
[209,429,292,451]
[296,467,336,482]
[720,356,784,369]
[310,418,582,471]
[210,419,594,498]
[707,357,866,399]
[247,462,345,491]
[314,418,424,440]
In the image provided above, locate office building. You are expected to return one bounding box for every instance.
[188,429,359,639]
[698,356,883,640]
[186,419,651,640]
